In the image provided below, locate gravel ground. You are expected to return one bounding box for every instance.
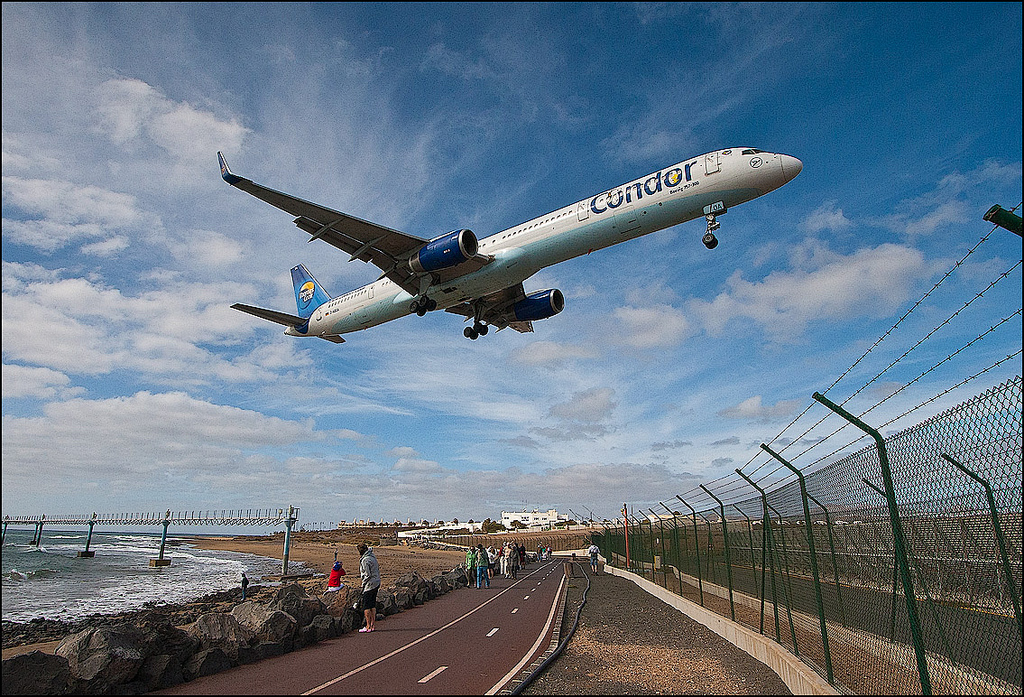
[522,565,792,695]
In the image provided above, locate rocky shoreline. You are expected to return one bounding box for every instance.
[3,584,271,651]
[3,567,473,695]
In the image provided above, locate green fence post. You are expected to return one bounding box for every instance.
[618,505,626,569]
[762,444,834,684]
[649,508,670,589]
[732,504,759,603]
[736,470,781,639]
[862,477,901,643]
[701,485,736,621]
[764,499,800,656]
[696,510,718,585]
[676,496,705,606]
[941,453,1023,636]
[641,514,655,581]
[814,392,932,695]
[661,502,684,596]
[806,492,847,628]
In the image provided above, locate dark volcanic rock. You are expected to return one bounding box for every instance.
[54,626,146,687]
[267,584,325,628]
[1,650,75,695]
[183,648,231,681]
[186,613,252,661]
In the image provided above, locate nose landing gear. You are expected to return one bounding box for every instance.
[703,213,720,249]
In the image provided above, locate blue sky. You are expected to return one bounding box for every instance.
[3,3,1021,528]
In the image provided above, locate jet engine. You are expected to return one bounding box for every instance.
[409,229,478,273]
[513,289,565,322]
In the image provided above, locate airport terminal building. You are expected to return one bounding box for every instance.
[501,509,566,530]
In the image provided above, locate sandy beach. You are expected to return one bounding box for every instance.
[187,532,468,588]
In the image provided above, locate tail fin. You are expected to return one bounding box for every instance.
[291,264,331,319]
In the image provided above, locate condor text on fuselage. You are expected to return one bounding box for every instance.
[221,147,802,343]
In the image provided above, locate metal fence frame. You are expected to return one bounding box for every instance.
[596,376,1022,696]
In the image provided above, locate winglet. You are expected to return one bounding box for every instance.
[217,151,243,185]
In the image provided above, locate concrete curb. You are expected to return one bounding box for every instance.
[603,564,839,696]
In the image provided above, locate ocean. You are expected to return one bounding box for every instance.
[1,528,300,623]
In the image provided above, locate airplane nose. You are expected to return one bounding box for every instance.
[779,154,803,183]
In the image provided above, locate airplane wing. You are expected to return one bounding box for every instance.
[445,283,535,333]
[218,152,493,297]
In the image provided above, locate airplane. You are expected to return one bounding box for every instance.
[219,147,801,342]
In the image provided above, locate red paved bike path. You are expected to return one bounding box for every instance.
[156,559,565,696]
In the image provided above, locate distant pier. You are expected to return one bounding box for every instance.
[3,506,300,572]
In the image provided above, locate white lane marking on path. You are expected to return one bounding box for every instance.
[486,570,567,696]
[418,666,448,683]
[487,627,499,637]
[302,562,550,695]
[523,595,530,600]
[511,608,518,614]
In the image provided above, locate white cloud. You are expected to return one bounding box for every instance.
[801,201,854,234]
[690,243,931,340]
[1,391,319,480]
[612,304,692,348]
[549,387,616,423]
[95,78,249,163]
[718,395,801,422]
[1,364,81,399]
[511,341,598,367]
[2,176,158,252]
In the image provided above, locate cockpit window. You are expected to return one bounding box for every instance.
[741,149,767,155]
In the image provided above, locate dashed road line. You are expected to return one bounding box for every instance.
[418,666,448,683]
[487,627,500,637]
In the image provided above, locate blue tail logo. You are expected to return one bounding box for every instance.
[290,264,331,319]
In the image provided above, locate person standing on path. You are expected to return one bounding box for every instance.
[588,542,601,574]
[241,572,249,600]
[476,544,490,588]
[465,546,477,586]
[357,543,380,633]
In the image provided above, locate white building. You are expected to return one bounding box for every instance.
[501,509,566,530]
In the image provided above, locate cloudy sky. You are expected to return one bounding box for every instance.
[3,3,1021,528]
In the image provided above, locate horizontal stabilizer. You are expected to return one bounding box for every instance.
[231,303,306,328]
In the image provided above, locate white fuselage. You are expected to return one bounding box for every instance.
[290,148,801,338]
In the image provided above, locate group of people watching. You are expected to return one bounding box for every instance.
[465,540,531,587]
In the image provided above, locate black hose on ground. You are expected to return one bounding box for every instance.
[510,560,592,695]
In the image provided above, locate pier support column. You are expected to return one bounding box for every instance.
[282,505,297,575]
[150,510,172,567]
[32,517,45,546]
[78,515,97,558]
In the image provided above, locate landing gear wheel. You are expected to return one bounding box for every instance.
[702,232,719,249]
[411,297,436,316]
[474,322,489,336]
[464,326,479,340]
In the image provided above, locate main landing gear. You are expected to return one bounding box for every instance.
[464,322,489,340]
[409,296,437,317]
[703,213,720,249]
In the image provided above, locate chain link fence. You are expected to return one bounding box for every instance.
[595,376,1022,695]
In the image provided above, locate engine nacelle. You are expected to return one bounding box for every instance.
[409,229,478,274]
[513,289,565,322]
